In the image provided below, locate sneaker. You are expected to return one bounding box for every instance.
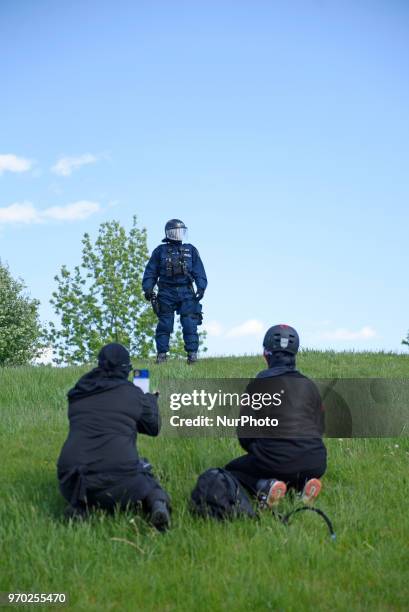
[258,479,287,508]
[301,478,322,504]
[150,500,170,532]
[187,352,198,364]
[156,353,168,364]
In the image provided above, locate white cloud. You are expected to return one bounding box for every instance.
[203,320,224,337]
[42,200,100,221]
[51,153,98,177]
[0,154,33,175]
[226,319,264,338]
[321,326,377,341]
[0,202,38,224]
[0,200,100,224]
[33,346,54,365]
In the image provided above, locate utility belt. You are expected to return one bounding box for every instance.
[158,280,192,290]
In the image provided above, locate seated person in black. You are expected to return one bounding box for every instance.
[57,343,170,530]
[225,325,326,508]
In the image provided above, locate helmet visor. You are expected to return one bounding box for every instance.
[166,227,187,242]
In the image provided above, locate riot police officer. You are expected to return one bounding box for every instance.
[142,219,207,364]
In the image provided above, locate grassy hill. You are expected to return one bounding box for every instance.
[1,352,408,611]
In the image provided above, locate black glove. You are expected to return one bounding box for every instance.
[144,291,153,301]
[195,289,205,301]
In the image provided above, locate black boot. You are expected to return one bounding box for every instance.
[150,500,170,532]
[64,504,88,522]
[187,352,198,364]
[156,353,168,364]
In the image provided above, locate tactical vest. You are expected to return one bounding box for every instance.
[164,244,192,278]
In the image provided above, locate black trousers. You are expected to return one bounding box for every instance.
[225,454,326,495]
[59,468,170,514]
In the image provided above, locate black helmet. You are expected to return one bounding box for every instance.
[263,324,299,355]
[165,219,187,242]
[97,342,132,376]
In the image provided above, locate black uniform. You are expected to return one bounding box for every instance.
[225,365,327,493]
[57,345,169,515]
[142,241,207,353]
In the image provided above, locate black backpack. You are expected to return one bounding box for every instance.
[190,468,256,520]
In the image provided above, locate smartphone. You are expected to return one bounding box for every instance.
[133,369,149,393]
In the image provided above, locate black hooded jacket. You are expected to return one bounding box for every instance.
[238,352,327,473]
[57,344,160,477]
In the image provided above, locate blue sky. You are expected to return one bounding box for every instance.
[1,0,409,356]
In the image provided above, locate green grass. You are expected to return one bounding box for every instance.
[1,351,409,611]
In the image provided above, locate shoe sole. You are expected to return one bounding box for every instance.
[266,481,287,507]
[301,478,322,504]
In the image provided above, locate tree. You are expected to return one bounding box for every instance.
[0,260,42,366]
[46,217,157,364]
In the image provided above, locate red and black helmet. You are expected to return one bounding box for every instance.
[263,324,299,355]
